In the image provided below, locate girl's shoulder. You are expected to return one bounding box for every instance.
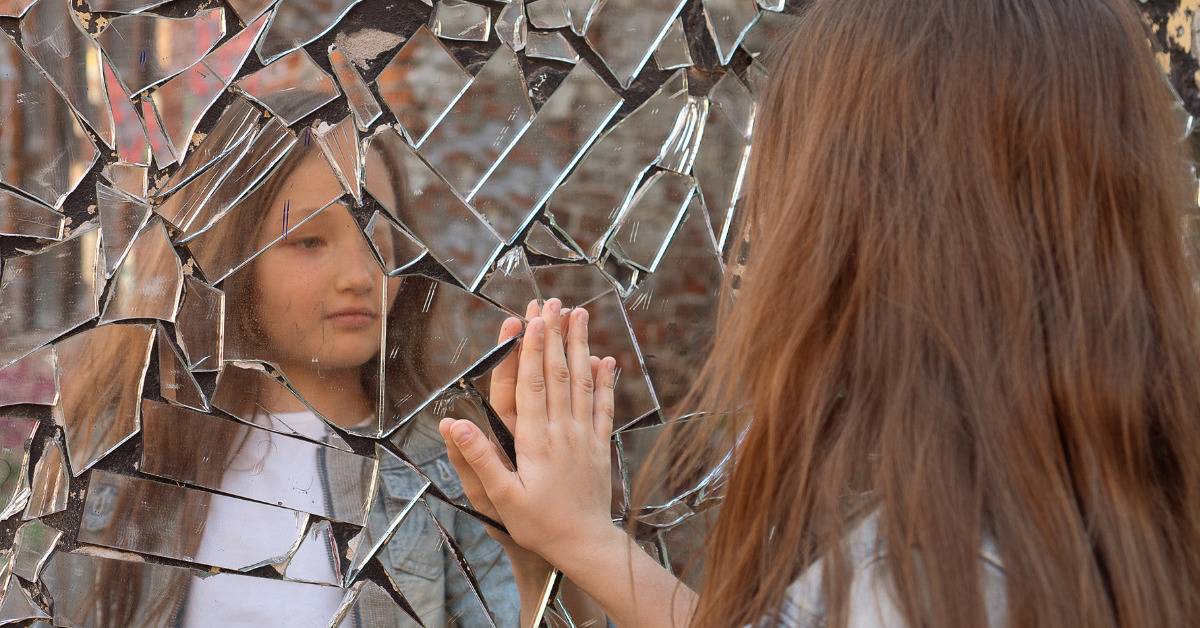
[772,513,1006,628]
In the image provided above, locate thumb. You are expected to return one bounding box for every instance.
[439,418,516,498]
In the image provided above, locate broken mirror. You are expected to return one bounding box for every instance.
[0,417,38,521]
[527,0,570,29]
[211,361,352,451]
[526,31,580,64]
[328,46,384,131]
[471,60,622,243]
[19,0,115,148]
[42,550,350,626]
[22,432,68,519]
[0,346,57,408]
[418,42,534,199]
[583,0,687,88]
[0,0,767,622]
[0,32,99,209]
[53,323,155,475]
[96,8,226,95]
[233,49,342,126]
[150,11,272,166]
[546,71,692,258]
[218,199,392,433]
[363,126,504,289]
[81,469,306,572]
[0,227,103,370]
[374,25,473,148]
[429,0,492,42]
[256,0,367,65]
[0,189,63,240]
[495,0,528,51]
[333,580,418,627]
[12,518,62,581]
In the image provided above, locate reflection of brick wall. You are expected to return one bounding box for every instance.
[625,199,724,416]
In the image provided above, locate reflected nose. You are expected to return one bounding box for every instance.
[334,242,378,295]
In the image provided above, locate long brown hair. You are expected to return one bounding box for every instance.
[644,1,1200,626]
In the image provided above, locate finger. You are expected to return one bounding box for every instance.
[541,298,573,421]
[442,418,519,504]
[524,299,541,321]
[440,418,498,518]
[515,315,549,439]
[593,356,617,439]
[488,317,524,430]
[567,308,594,424]
[589,355,601,384]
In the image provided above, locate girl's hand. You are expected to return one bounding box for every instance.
[439,297,616,567]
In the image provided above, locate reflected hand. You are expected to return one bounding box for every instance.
[440,297,616,568]
[442,304,550,589]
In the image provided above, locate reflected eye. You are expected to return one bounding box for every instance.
[291,236,326,250]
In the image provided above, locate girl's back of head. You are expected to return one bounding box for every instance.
[674,0,1200,626]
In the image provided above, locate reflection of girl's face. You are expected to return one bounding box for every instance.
[249,204,400,373]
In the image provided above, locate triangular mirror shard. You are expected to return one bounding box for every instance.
[97,183,153,278]
[315,115,363,204]
[375,26,473,147]
[328,45,383,131]
[0,418,38,522]
[99,219,184,324]
[0,189,64,240]
[156,325,208,411]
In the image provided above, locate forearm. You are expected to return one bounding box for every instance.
[544,525,697,628]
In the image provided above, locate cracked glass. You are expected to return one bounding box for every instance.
[0,0,785,622]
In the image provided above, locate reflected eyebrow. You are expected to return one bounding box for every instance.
[280,206,335,236]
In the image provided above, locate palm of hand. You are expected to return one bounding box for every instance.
[439,298,617,565]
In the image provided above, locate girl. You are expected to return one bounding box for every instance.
[217,134,523,626]
[440,1,1200,627]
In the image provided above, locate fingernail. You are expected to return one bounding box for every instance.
[548,298,561,314]
[606,357,616,373]
[451,422,473,445]
[578,308,588,325]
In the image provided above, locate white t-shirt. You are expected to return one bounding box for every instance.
[181,410,366,627]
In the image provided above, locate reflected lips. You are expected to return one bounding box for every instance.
[326,307,377,329]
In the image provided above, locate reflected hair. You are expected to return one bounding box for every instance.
[637,1,1200,627]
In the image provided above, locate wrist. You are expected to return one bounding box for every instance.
[539,518,629,571]
[497,537,551,578]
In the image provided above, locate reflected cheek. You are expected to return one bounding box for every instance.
[256,280,330,341]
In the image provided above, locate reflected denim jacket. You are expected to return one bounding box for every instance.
[370,419,520,626]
